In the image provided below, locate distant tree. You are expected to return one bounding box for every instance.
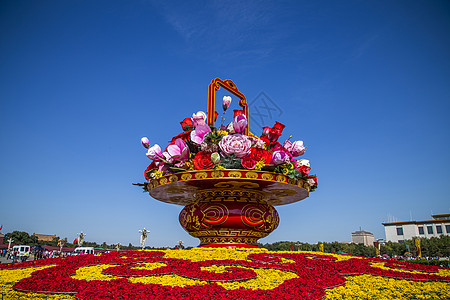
[4,231,37,245]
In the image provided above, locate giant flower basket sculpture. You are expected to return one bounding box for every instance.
[139,78,317,248]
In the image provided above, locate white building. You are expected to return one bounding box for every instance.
[351,230,375,246]
[382,213,450,243]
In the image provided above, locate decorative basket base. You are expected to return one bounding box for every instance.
[179,188,280,247]
[148,170,310,248]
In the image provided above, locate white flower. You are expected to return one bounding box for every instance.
[298,159,310,167]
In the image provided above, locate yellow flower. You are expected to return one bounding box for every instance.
[255,160,265,170]
[153,171,163,179]
[217,130,228,136]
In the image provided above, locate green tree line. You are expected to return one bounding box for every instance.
[260,235,450,257]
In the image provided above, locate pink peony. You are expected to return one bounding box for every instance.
[233,114,247,134]
[270,150,289,166]
[167,138,190,162]
[146,144,163,161]
[190,124,212,144]
[284,140,306,157]
[219,134,252,158]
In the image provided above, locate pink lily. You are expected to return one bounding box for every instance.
[146,144,163,161]
[192,111,207,128]
[284,140,306,157]
[271,150,289,166]
[167,138,190,161]
[191,124,212,144]
[233,114,247,134]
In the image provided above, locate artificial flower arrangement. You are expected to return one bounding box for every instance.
[140,96,317,191]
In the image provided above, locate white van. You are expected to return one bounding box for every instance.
[12,245,30,257]
[74,247,95,255]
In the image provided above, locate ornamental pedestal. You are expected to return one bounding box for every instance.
[147,170,310,248]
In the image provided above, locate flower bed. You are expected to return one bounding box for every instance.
[1,249,449,299]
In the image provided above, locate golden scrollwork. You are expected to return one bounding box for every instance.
[169,175,178,183]
[181,173,193,181]
[287,178,297,185]
[159,177,168,185]
[195,172,208,179]
[275,175,286,183]
[245,172,258,179]
[228,171,242,178]
[261,173,273,181]
[241,203,279,233]
[190,229,267,238]
[211,170,224,178]
[213,181,260,190]
[202,204,229,228]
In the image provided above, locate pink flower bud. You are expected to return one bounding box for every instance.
[222,96,232,111]
[141,137,150,148]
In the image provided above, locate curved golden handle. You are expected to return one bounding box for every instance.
[207,78,249,135]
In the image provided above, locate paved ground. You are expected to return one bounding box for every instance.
[0,255,34,264]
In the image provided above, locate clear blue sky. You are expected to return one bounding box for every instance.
[1,1,449,248]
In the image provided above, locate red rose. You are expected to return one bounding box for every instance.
[193,151,215,170]
[214,111,219,121]
[262,126,271,135]
[241,155,257,169]
[250,147,272,164]
[180,118,193,131]
[234,109,245,117]
[268,121,286,142]
[144,162,156,180]
[298,165,310,176]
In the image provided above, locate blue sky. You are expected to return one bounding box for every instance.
[1,0,449,248]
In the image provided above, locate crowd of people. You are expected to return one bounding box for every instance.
[0,247,84,263]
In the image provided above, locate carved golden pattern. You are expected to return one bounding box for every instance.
[245,171,258,179]
[211,170,224,178]
[275,175,286,183]
[261,173,273,181]
[241,203,279,233]
[213,181,259,189]
[159,177,168,185]
[169,175,178,183]
[287,178,296,185]
[195,172,207,179]
[202,204,228,228]
[228,171,242,178]
[181,173,192,180]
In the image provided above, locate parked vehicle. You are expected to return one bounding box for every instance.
[74,247,94,255]
[12,245,30,257]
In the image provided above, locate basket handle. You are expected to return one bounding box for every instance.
[207,78,249,135]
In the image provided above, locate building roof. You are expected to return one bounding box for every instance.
[432,213,450,219]
[382,219,450,226]
[351,230,374,235]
